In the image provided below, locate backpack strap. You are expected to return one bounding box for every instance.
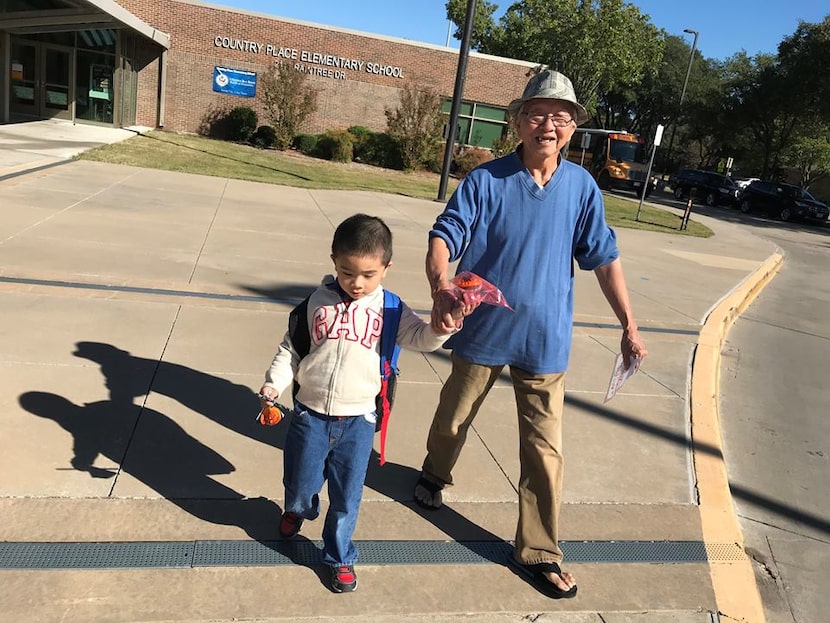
[377,289,402,465]
[288,295,311,402]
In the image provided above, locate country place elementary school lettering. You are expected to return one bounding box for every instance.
[213,36,404,79]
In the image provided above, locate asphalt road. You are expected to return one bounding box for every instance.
[624,188,830,622]
[718,220,830,623]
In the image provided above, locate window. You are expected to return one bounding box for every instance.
[441,100,509,150]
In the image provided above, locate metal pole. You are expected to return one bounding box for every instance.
[635,144,658,221]
[437,0,477,202]
[636,124,664,221]
[664,29,698,171]
[680,195,693,230]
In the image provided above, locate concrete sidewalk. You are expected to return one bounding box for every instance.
[0,117,148,180]
[0,123,777,622]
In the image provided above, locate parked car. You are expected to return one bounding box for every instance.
[733,176,760,190]
[670,169,739,206]
[739,181,830,222]
[732,176,760,198]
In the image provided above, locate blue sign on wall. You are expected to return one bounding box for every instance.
[213,66,257,97]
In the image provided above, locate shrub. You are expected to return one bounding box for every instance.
[250,125,277,149]
[198,104,232,139]
[491,125,520,158]
[293,133,319,155]
[346,129,401,169]
[226,106,258,142]
[315,129,354,163]
[424,141,446,174]
[385,82,444,171]
[369,133,404,170]
[347,126,373,142]
[347,126,373,161]
[453,147,494,178]
[260,63,319,150]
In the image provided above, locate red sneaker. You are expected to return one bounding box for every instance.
[330,564,357,593]
[278,511,303,539]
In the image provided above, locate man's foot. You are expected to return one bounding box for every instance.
[413,474,444,510]
[506,555,577,599]
[543,566,576,594]
[278,511,304,539]
[329,564,358,593]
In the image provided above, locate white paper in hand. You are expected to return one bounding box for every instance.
[604,353,642,403]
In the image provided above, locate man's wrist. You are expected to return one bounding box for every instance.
[431,281,451,297]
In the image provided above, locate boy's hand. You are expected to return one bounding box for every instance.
[430,290,479,334]
[431,310,458,334]
[258,385,279,407]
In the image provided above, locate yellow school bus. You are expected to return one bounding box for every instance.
[566,129,655,198]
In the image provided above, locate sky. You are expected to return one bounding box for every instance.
[207,0,828,62]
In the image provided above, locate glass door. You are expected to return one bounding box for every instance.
[9,40,73,120]
[9,41,38,118]
[42,45,73,120]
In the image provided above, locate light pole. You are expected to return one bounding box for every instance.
[664,28,698,172]
[437,0,476,201]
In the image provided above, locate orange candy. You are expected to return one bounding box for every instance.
[259,404,283,426]
[454,274,483,289]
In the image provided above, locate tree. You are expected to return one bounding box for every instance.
[777,15,830,121]
[259,63,318,150]
[446,0,498,44]
[385,82,445,171]
[599,34,690,140]
[719,53,799,178]
[783,118,830,188]
[664,55,736,171]
[446,0,663,118]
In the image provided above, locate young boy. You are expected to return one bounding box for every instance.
[258,213,458,593]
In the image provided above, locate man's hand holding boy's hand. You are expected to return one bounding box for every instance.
[430,288,479,334]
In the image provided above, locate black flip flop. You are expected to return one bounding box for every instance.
[413,475,443,510]
[506,555,578,599]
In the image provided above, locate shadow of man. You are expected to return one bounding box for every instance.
[72,341,285,448]
[65,341,507,554]
[19,390,282,541]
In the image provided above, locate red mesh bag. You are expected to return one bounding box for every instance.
[448,271,513,310]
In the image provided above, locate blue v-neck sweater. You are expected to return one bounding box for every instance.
[432,150,619,374]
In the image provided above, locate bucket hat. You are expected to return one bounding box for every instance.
[508,69,589,126]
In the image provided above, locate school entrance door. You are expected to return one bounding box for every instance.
[10,39,73,121]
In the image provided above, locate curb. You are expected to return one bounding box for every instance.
[0,158,66,183]
[691,250,784,622]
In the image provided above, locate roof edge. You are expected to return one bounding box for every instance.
[84,0,170,48]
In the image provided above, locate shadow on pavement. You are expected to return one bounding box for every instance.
[18,390,282,540]
[17,340,507,559]
[565,393,830,536]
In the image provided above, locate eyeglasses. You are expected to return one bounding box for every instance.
[521,112,574,127]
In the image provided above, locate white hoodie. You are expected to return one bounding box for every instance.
[264,275,448,416]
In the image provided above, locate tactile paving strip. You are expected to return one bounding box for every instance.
[0,540,746,569]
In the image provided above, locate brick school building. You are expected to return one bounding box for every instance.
[1,0,536,149]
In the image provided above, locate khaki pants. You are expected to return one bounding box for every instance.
[422,352,566,564]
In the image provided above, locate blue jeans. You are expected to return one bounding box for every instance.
[283,403,376,566]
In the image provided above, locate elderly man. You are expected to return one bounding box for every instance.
[414,70,647,599]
